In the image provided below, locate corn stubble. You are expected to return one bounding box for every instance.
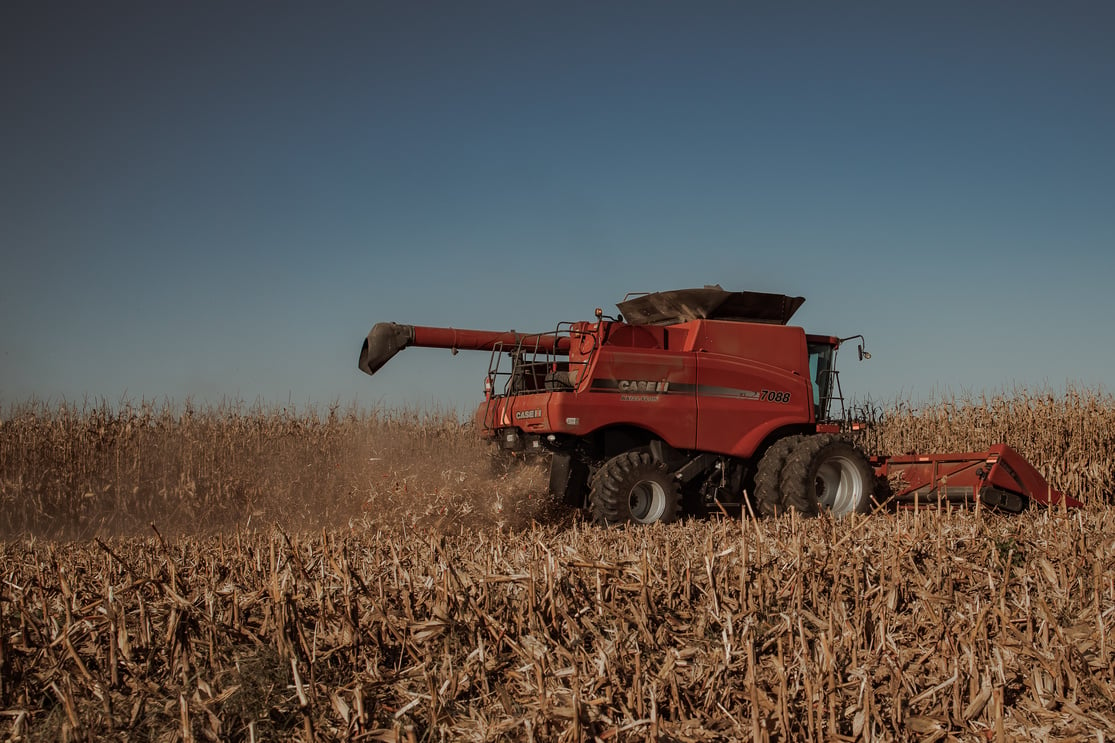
[1,389,1113,741]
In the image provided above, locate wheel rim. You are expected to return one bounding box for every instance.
[814,455,870,516]
[629,479,668,523]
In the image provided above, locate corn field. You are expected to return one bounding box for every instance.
[0,400,554,541]
[1,389,1114,741]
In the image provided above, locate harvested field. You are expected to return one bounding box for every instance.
[1,389,1113,741]
[2,511,1113,741]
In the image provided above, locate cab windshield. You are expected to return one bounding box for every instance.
[808,342,836,421]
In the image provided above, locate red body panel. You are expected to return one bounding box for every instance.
[475,345,700,450]
[689,322,815,456]
[475,318,819,458]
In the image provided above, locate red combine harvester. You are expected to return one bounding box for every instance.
[359,287,1080,524]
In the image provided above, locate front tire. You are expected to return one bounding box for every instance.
[779,436,875,517]
[590,450,682,525]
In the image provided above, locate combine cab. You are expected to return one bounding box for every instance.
[359,286,1079,524]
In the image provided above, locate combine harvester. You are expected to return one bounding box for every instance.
[359,287,1080,524]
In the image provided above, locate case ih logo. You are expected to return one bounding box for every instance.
[514,409,543,420]
[618,380,670,393]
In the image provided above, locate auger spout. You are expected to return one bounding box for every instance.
[358,323,416,376]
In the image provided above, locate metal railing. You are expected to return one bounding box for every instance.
[817,368,845,423]
[481,323,598,432]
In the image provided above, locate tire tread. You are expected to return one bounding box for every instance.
[753,435,802,517]
[779,434,874,517]
[590,450,681,525]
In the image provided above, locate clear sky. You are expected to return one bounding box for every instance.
[2,1,1113,414]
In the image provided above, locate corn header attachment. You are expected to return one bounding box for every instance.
[874,444,1081,511]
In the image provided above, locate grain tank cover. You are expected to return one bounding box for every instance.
[617,287,806,326]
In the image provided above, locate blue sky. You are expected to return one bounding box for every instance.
[2,1,1113,413]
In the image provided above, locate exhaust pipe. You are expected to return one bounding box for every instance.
[358,323,415,375]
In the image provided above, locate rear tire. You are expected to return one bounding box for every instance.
[779,436,875,517]
[753,435,803,517]
[590,450,681,525]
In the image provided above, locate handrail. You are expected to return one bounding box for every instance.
[480,324,600,432]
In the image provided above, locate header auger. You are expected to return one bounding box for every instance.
[359,286,1081,525]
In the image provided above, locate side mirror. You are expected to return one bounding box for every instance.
[841,335,871,362]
